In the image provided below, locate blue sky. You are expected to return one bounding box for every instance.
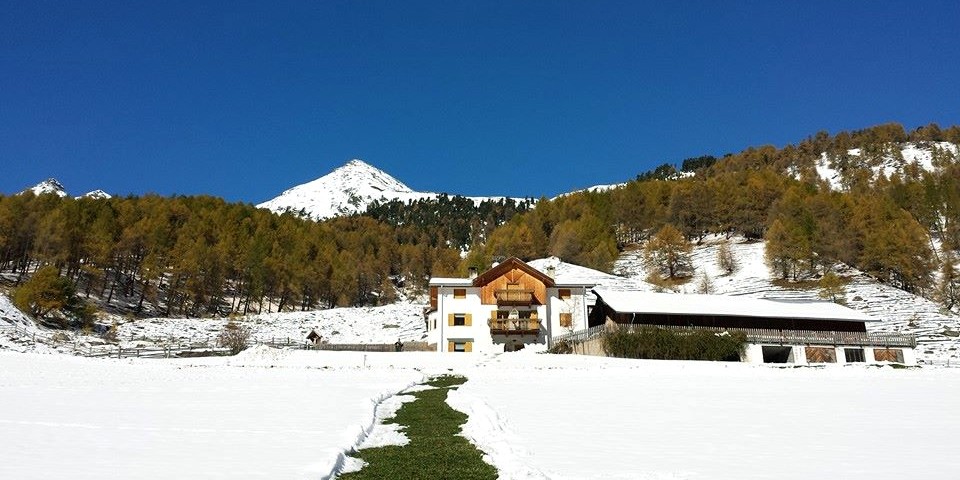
[3,1,960,202]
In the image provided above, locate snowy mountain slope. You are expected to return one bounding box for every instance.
[79,189,111,199]
[814,141,958,190]
[257,159,526,220]
[615,238,960,364]
[21,178,68,197]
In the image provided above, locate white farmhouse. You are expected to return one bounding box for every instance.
[426,257,595,353]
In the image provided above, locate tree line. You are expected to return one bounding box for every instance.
[0,194,473,319]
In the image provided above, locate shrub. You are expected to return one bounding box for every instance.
[548,339,573,354]
[218,322,251,355]
[602,327,746,361]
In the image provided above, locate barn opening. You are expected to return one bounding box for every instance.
[762,346,794,363]
[844,348,866,363]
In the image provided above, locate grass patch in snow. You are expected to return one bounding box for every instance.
[340,375,496,480]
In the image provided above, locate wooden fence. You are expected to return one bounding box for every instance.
[554,323,917,348]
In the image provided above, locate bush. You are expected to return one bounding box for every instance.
[548,339,573,354]
[602,327,746,361]
[218,322,251,355]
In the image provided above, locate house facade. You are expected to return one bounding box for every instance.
[426,258,594,353]
[585,288,918,365]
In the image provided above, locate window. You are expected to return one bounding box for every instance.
[453,342,466,352]
[453,288,466,299]
[449,341,472,353]
[559,313,573,328]
[558,288,571,299]
[844,348,866,363]
[454,314,466,326]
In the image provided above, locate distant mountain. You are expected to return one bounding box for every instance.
[79,189,112,200]
[257,159,526,220]
[18,179,112,200]
[23,178,68,198]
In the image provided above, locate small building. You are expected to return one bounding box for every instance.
[587,288,917,365]
[426,257,595,353]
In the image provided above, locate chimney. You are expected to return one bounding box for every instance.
[468,267,478,280]
[545,265,556,279]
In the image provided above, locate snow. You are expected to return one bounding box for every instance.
[22,178,68,197]
[593,288,877,322]
[528,256,642,290]
[448,353,960,480]
[1,347,959,479]
[551,182,626,200]
[257,158,527,220]
[814,142,958,191]
[79,189,112,199]
[113,302,428,348]
[0,351,423,480]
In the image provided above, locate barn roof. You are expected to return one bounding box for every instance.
[593,288,878,323]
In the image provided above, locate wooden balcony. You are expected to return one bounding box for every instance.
[495,289,535,306]
[489,318,541,335]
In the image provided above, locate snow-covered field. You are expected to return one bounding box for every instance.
[114,302,428,347]
[0,349,424,480]
[1,349,958,479]
[451,353,960,480]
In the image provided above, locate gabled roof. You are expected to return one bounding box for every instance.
[593,288,878,323]
[472,257,556,288]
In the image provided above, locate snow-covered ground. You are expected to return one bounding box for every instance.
[1,349,957,479]
[615,238,960,364]
[0,349,424,480]
[449,353,960,480]
[113,302,428,348]
[814,142,958,191]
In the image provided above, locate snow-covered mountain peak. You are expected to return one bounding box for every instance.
[327,158,414,194]
[79,189,112,200]
[23,178,68,197]
[258,158,526,220]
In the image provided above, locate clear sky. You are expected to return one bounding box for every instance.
[3,1,960,202]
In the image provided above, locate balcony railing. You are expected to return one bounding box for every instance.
[495,289,535,305]
[489,318,541,335]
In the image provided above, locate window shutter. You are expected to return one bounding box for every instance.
[465,314,472,326]
[448,313,454,326]
[464,341,473,352]
[448,341,454,352]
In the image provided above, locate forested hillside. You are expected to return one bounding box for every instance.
[0,195,461,318]
[3,122,960,324]
[469,123,960,310]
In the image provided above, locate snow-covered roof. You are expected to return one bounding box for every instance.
[429,278,474,286]
[593,288,878,323]
[527,257,641,290]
